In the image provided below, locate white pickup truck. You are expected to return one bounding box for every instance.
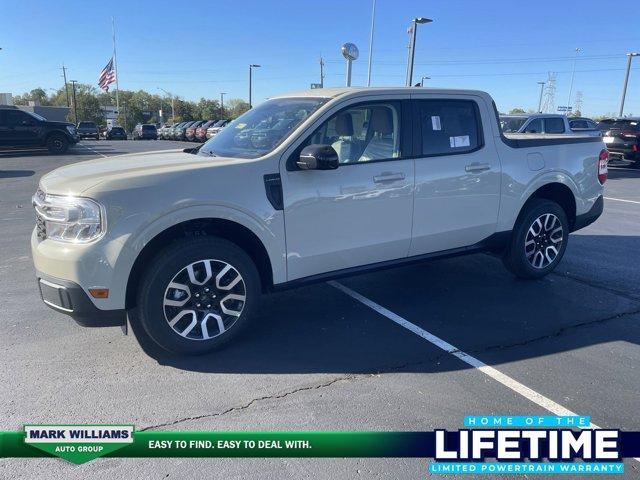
[31,87,608,355]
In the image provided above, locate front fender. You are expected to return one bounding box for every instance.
[107,204,285,310]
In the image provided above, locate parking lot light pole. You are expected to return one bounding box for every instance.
[249,64,261,109]
[421,76,430,87]
[619,52,639,117]
[157,87,175,123]
[69,80,78,124]
[537,81,546,112]
[405,17,432,87]
[220,92,226,117]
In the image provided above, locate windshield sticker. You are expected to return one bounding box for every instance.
[431,116,442,131]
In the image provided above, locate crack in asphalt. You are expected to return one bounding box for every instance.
[140,374,360,431]
[552,270,640,301]
[464,307,640,355]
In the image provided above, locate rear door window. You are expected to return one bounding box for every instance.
[417,100,481,156]
[544,117,565,134]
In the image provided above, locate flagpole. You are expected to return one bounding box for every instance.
[112,17,120,112]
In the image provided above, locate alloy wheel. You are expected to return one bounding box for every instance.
[524,213,564,269]
[162,259,246,341]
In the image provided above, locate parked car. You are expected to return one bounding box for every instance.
[31,87,607,355]
[174,121,197,141]
[158,124,173,140]
[169,121,187,140]
[133,124,158,140]
[106,126,127,140]
[77,121,100,140]
[597,117,640,164]
[206,119,230,139]
[500,114,601,136]
[185,120,205,141]
[0,105,78,154]
[195,120,217,142]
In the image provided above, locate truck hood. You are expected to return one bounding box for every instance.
[39,149,239,195]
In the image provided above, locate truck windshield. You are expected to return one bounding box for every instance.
[199,97,327,159]
[500,116,528,133]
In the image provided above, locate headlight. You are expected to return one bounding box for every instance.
[66,125,76,135]
[32,189,105,243]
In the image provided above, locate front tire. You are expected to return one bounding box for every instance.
[502,199,569,279]
[134,237,261,355]
[46,133,69,154]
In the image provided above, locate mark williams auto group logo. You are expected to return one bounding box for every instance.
[24,425,134,464]
[430,415,624,475]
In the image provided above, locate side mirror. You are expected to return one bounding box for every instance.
[297,144,339,170]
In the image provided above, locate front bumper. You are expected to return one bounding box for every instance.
[36,271,126,327]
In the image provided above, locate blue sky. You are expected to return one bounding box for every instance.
[1,0,639,116]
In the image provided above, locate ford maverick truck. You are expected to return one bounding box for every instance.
[31,87,607,354]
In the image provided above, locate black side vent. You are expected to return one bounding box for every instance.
[263,173,283,211]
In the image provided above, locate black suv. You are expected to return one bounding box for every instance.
[0,106,79,154]
[598,118,640,164]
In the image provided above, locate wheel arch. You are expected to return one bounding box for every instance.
[519,182,577,229]
[125,218,274,309]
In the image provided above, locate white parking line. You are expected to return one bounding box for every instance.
[78,143,108,158]
[331,280,640,462]
[605,197,640,205]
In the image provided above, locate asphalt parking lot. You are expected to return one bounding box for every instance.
[1,140,639,479]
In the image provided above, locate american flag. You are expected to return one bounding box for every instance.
[98,57,116,92]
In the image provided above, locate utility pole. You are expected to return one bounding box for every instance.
[566,47,581,113]
[61,65,70,107]
[249,64,261,109]
[619,52,639,117]
[366,0,376,86]
[537,81,546,112]
[220,92,226,118]
[319,57,325,88]
[405,17,433,87]
[69,80,78,124]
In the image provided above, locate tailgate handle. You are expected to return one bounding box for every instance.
[373,172,405,183]
[465,163,491,173]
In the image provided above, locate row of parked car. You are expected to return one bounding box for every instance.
[499,113,640,164]
[157,119,230,142]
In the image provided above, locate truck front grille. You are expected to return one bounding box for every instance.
[36,213,47,240]
[34,188,47,240]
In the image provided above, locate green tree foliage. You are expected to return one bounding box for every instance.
[509,108,526,114]
[12,84,248,127]
[226,99,250,119]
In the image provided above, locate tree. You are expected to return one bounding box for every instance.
[67,84,104,125]
[195,98,221,120]
[13,88,52,106]
[226,99,250,119]
[509,108,526,114]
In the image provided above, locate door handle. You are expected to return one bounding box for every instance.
[465,163,491,173]
[373,172,405,183]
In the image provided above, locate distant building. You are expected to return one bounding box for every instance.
[19,105,70,122]
[0,93,14,105]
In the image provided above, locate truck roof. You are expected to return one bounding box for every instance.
[271,86,491,99]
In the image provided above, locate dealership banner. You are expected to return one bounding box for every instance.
[1,417,640,473]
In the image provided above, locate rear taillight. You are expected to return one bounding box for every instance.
[598,149,608,185]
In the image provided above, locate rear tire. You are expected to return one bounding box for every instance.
[502,199,569,279]
[46,133,69,154]
[133,237,261,355]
